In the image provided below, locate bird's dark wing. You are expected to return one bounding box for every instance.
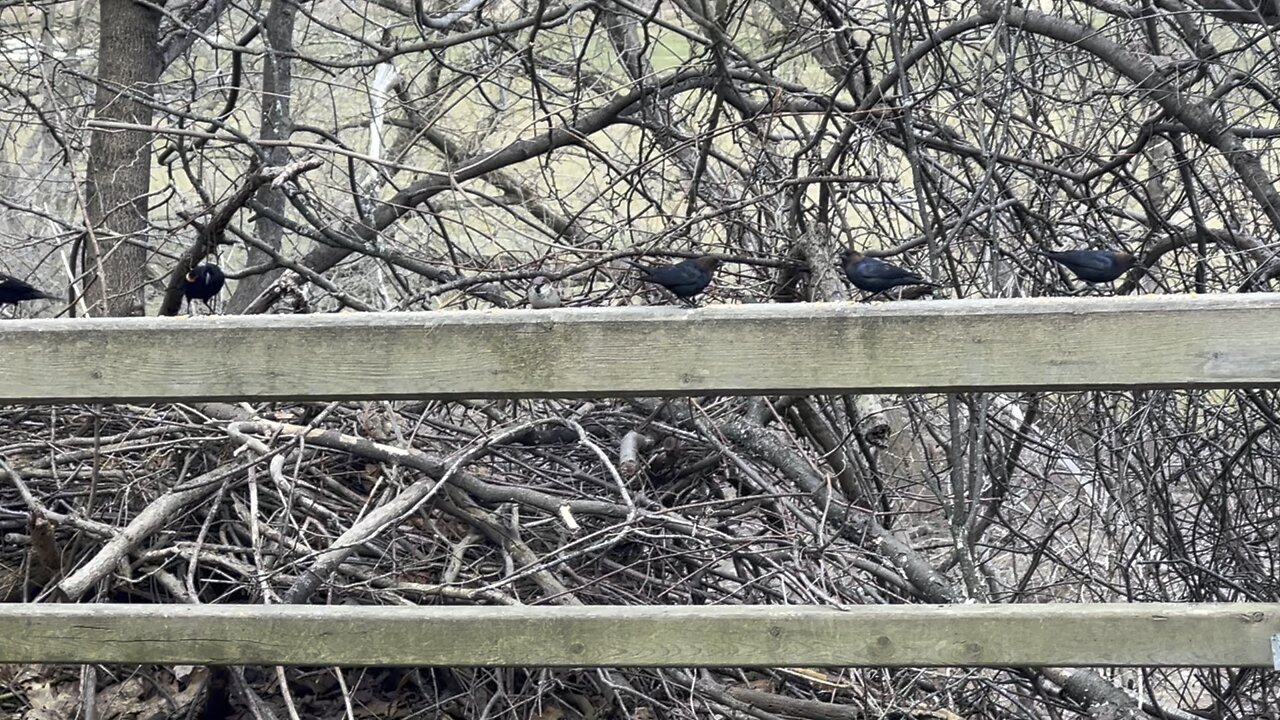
[204,266,227,292]
[0,274,51,301]
[0,275,26,293]
[643,263,699,286]
[1043,251,1113,273]
[860,258,923,282]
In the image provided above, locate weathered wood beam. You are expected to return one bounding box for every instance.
[4,294,1280,403]
[1,603,1275,667]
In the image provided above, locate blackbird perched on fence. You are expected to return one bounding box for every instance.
[1033,249,1136,284]
[839,250,938,298]
[0,273,57,306]
[634,255,721,304]
[182,264,226,313]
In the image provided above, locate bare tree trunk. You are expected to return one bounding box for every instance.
[82,0,160,317]
[227,0,296,313]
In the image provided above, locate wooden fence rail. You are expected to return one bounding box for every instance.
[5,295,1279,670]
[4,293,1280,404]
[1,603,1277,667]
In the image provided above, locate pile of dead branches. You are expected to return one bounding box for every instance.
[2,387,1276,719]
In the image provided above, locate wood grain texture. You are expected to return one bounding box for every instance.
[5,294,1280,403]
[1,603,1275,667]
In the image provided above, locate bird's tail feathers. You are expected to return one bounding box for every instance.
[628,260,657,281]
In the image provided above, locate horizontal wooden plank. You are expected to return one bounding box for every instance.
[5,294,1280,403]
[0,603,1276,667]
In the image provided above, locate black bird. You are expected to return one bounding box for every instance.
[0,273,56,306]
[839,250,937,297]
[1034,249,1136,284]
[635,255,721,304]
[182,264,226,313]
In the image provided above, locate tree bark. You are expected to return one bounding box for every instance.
[82,0,161,316]
[227,0,296,313]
